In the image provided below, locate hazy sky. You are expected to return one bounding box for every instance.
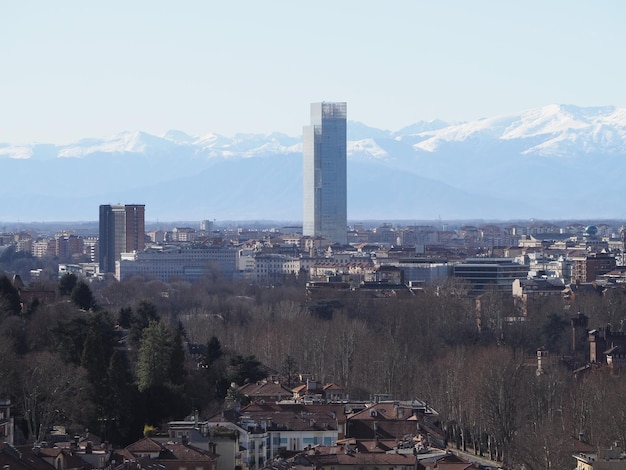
[2,1,625,143]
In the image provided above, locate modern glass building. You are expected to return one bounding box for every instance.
[302,102,347,245]
[99,204,145,273]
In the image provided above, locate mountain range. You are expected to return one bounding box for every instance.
[2,104,626,224]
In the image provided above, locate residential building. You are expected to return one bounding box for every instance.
[116,437,217,470]
[574,446,626,469]
[571,252,616,283]
[55,233,84,259]
[238,380,294,404]
[512,278,565,315]
[344,400,444,451]
[253,253,300,283]
[293,447,426,470]
[303,102,348,245]
[0,399,14,445]
[208,403,343,470]
[170,227,197,242]
[98,204,145,273]
[588,326,626,364]
[32,240,52,258]
[58,263,102,280]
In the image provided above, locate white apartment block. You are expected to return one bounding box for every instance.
[116,245,237,282]
[252,253,301,283]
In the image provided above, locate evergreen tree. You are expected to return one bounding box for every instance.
[0,274,21,316]
[105,350,143,445]
[229,354,265,385]
[118,307,133,329]
[81,324,107,386]
[57,273,78,296]
[136,321,172,391]
[169,329,187,386]
[50,316,90,365]
[203,336,223,367]
[130,301,160,343]
[71,281,96,310]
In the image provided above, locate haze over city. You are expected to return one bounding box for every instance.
[2,1,626,144]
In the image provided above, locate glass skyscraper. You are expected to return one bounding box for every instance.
[302,102,347,245]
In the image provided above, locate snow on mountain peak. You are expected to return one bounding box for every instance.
[348,139,391,160]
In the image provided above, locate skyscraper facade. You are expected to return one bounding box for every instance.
[302,102,347,245]
[99,204,145,273]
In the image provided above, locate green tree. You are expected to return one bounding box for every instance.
[81,324,108,385]
[0,274,21,316]
[104,350,143,445]
[50,315,90,364]
[130,301,160,343]
[57,273,78,296]
[136,321,172,391]
[118,307,133,329]
[229,354,265,385]
[541,313,570,354]
[71,281,96,310]
[169,329,187,386]
[203,336,223,367]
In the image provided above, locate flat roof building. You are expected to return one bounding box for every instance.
[99,204,145,273]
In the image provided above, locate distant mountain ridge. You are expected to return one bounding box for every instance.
[2,104,626,222]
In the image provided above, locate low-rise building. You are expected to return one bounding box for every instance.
[574,446,626,469]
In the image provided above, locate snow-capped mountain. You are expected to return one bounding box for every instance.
[2,104,626,222]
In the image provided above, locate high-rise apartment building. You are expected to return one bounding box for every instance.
[99,204,145,273]
[302,102,347,245]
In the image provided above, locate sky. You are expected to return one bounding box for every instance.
[2,1,626,144]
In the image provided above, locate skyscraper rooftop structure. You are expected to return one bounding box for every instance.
[302,102,347,245]
[98,204,145,273]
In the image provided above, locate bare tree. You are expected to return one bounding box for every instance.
[20,352,91,443]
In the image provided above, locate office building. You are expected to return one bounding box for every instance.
[303,102,347,245]
[453,258,529,293]
[116,245,237,282]
[99,204,145,273]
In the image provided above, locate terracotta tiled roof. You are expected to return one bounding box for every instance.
[322,383,346,391]
[161,443,216,461]
[301,450,423,467]
[5,445,57,470]
[238,381,292,400]
[125,437,163,454]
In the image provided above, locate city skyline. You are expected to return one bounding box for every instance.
[4,103,626,223]
[2,2,626,144]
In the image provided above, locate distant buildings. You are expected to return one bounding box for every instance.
[98,204,145,273]
[303,102,348,245]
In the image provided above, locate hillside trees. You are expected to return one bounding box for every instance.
[0,273,21,316]
[7,269,626,462]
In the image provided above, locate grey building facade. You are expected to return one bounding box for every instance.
[99,204,145,273]
[303,102,347,245]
